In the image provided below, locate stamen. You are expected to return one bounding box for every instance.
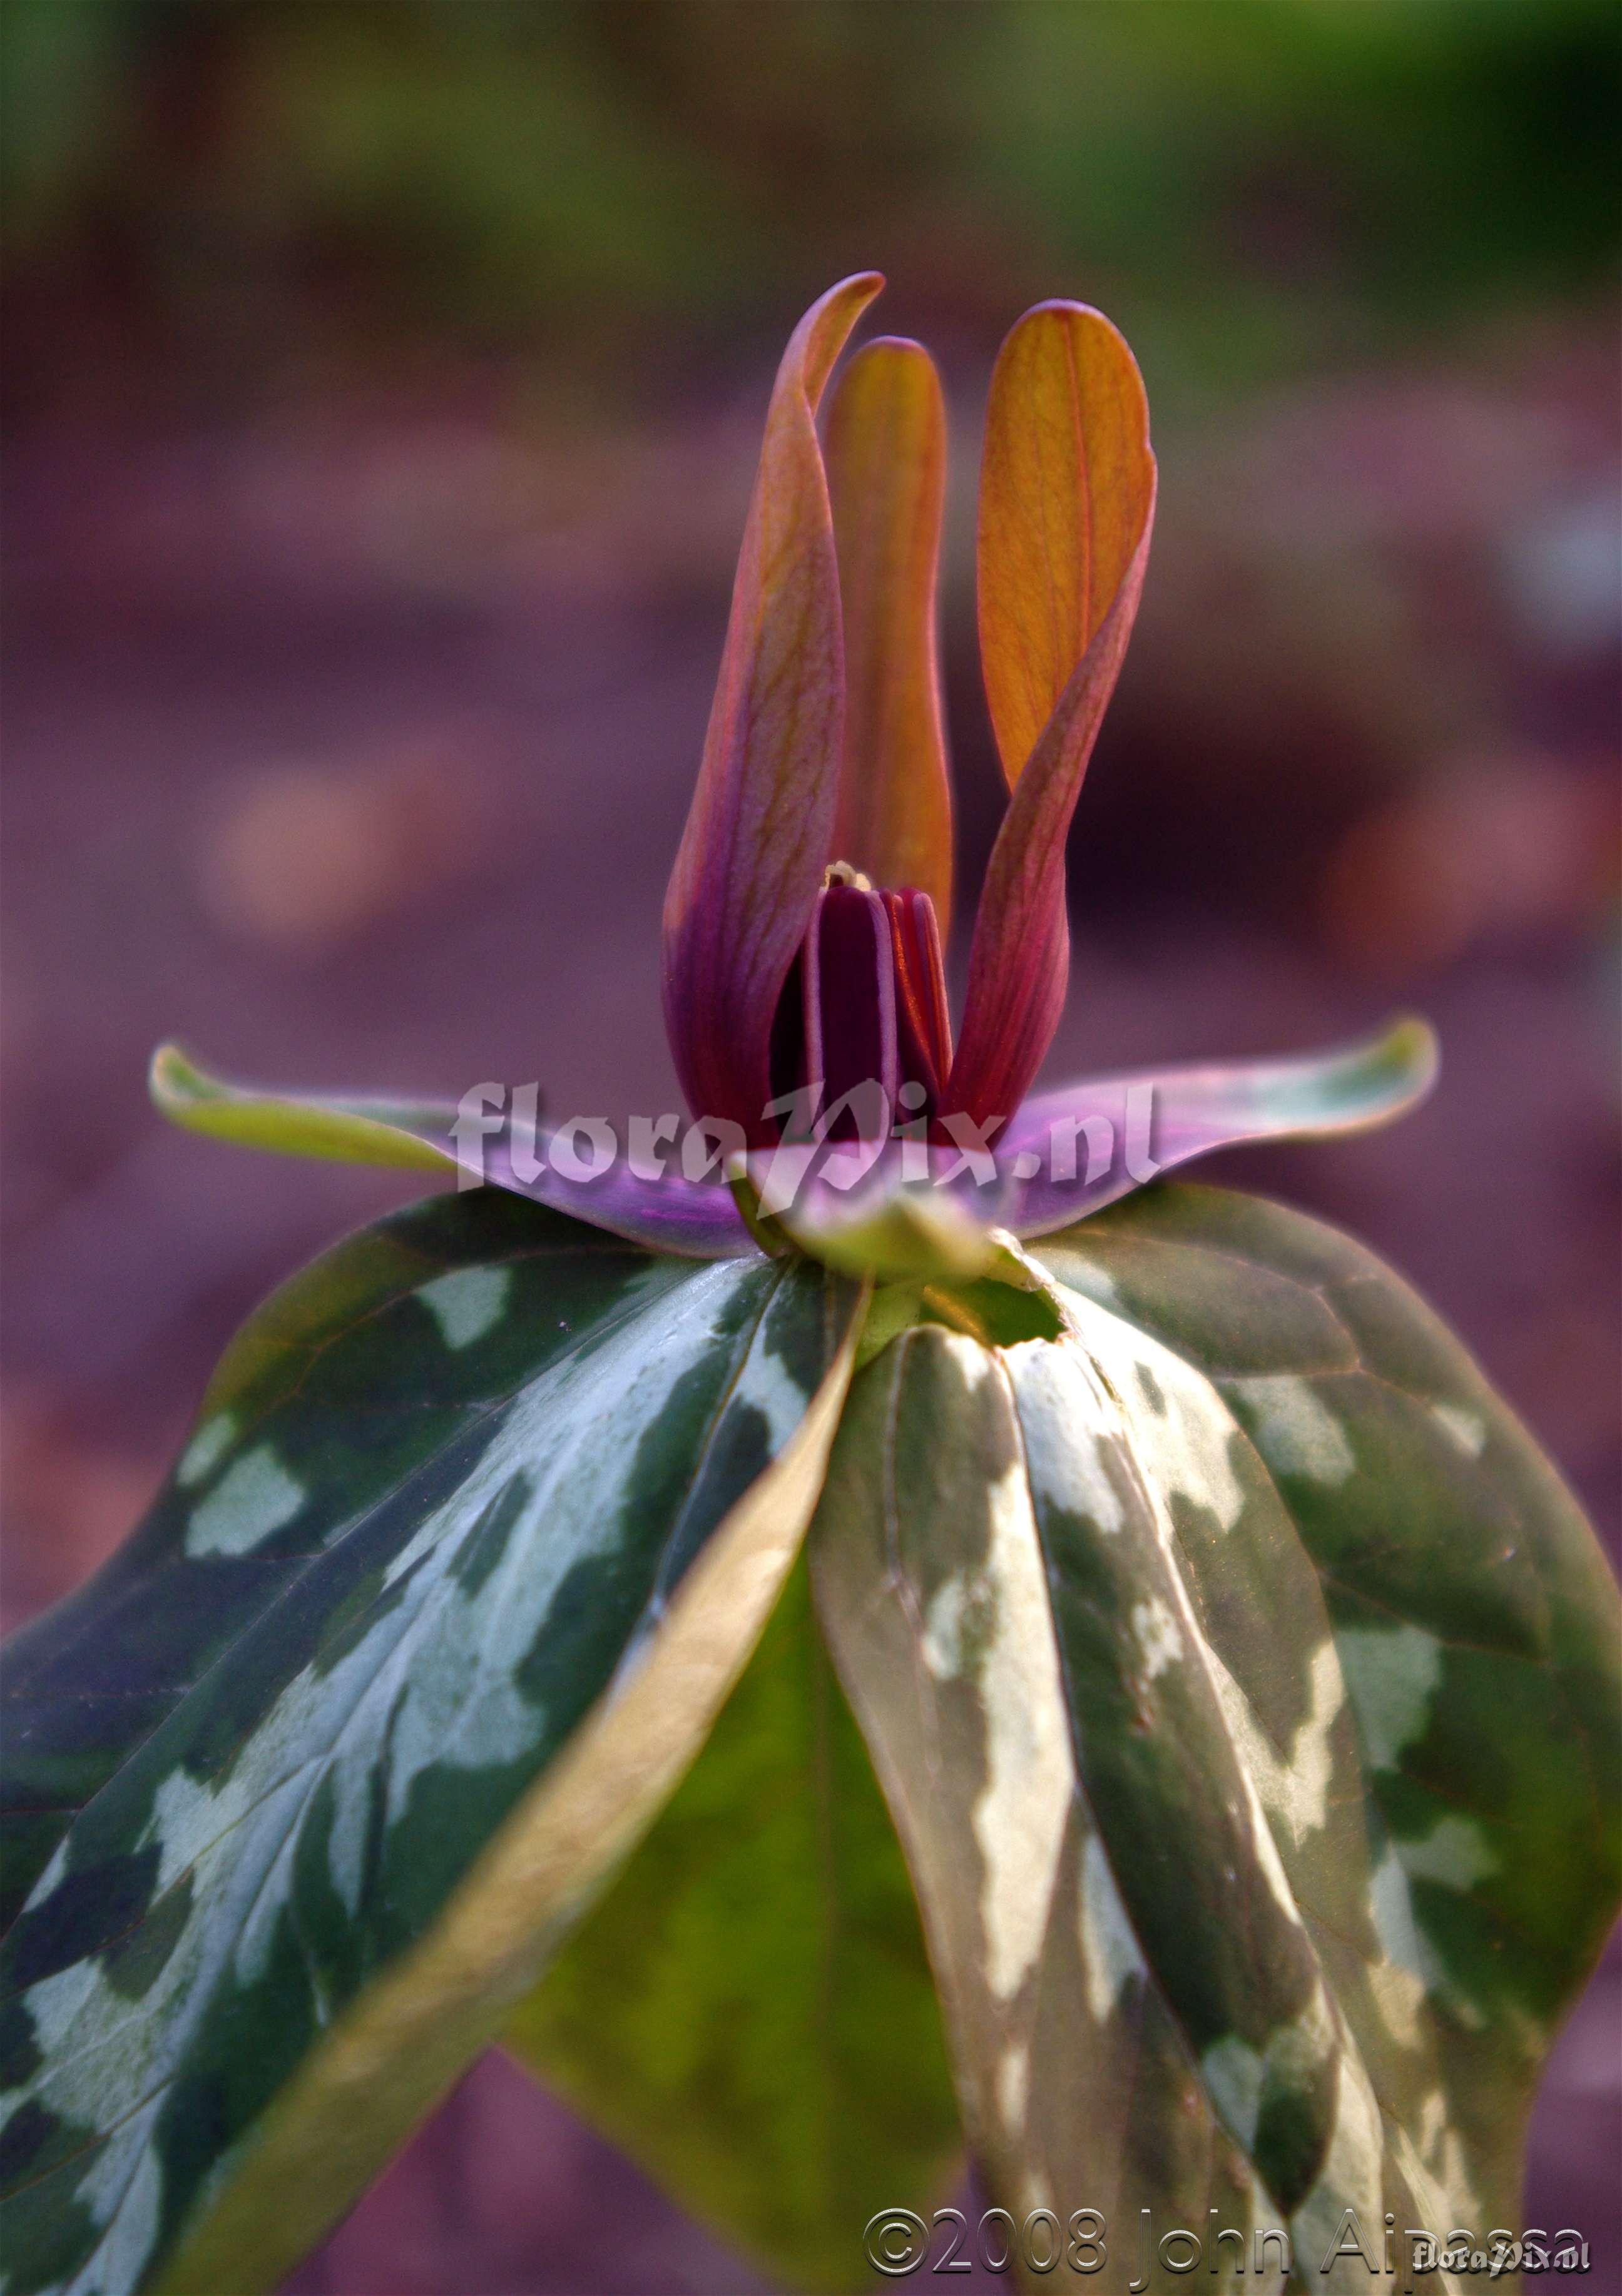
[884,889,952,1107]
[803,885,896,1137]
[767,880,953,1139]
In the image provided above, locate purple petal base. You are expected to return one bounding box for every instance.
[477,1134,750,1257]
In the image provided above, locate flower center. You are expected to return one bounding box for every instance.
[767,865,952,1139]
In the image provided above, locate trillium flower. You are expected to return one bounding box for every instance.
[19,283,1614,2296]
[153,275,1434,1278]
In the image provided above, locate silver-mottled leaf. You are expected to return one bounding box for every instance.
[0,1191,863,2296]
[814,1184,1618,2292]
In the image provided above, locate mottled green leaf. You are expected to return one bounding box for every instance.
[504,1557,962,2294]
[813,1185,1618,2292]
[0,1190,863,2296]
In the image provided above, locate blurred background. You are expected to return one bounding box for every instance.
[3,3,1618,2290]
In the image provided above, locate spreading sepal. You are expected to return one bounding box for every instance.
[150,1044,751,1258]
[999,1017,1439,1236]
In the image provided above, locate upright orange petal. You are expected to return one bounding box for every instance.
[949,304,1155,1129]
[976,302,1154,790]
[825,337,953,935]
[663,273,884,1139]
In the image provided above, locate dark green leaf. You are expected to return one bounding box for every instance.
[813,1185,1619,2289]
[0,1190,863,2296]
[505,1557,961,2294]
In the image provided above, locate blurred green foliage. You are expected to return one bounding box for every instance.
[3,0,1616,413]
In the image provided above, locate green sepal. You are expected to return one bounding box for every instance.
[150,1043,456,1172]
